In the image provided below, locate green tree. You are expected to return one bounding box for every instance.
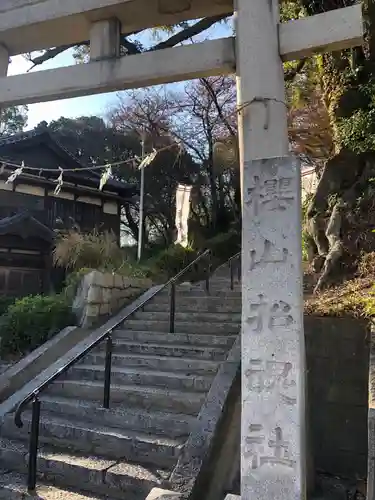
[0,106,28,136]
[35,115,140,166]
[284,0,375,291]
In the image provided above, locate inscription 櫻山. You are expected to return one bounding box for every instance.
[244,424,295,469]
[246,175,295,219]
[249,238,289,270]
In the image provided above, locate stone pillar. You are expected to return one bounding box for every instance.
[0,44,9,77]
[0,44,9,120]
[235,0,288,162]
[236,0,305,498]
[241,157,305,500]
[90,18,120,61]
[367,323,375,500]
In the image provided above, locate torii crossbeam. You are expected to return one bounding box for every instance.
[0,4,363,106]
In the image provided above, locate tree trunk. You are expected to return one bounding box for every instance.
[301,0,375,290]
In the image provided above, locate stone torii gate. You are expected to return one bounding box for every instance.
[0,1,363,499]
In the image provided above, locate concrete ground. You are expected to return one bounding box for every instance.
[226,473,366,500]
[311,473,366,500]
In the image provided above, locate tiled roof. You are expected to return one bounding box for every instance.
[0,129,137,197]
[0,211,54,242]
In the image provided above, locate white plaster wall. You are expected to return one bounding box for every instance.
[48,190,75,200]
[0,180,12,191]
[15,183,45,196]
[301,170,318,202]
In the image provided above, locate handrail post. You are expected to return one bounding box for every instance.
[237,255,241,282]
[170,282,176,333]
[103,333,113,409]
[27,394,41,492]
[205,251,211,293]
[230,259,234,290]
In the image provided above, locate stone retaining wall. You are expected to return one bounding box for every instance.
[73,270,152,327]
[305,316,370,479]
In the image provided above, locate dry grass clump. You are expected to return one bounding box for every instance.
[53,229,124,271]
[304,252,375,317]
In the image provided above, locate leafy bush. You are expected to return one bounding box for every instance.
[0,294,75,356]
[53,229,124,272]
[204,230,241,262]
[302,230,309,262]
[0,296,15,316]
[149,244,199,280]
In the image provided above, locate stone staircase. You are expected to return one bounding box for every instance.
[0,270,241,499]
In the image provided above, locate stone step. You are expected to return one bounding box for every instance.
[46,380,205,415]
[157,289,241,298]
[0,470,117,500]
[111,330,237,348]
[0,440,166,499]
[143,299,241,313]
[212,267,241,280]
[66,365,213,392]
[2,413,182,469]
[132,311,241,323]
[37,396,194,439]
[83,352,220,375]
[186,281,241,290]
[106,339,228,360]
[122,319,239,335]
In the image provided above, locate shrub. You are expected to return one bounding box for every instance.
[0,294,75,356]
[53,229,124,272]
[0,296,15,316]
[302,230,309,262]
[149,244,199,279]
[204,230,241,262]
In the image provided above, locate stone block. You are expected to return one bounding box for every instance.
[87,285,102,305]
[145,488,181,500]
[90,270,103,287]
[109,290,120,303]
[122,277,132,288]
[114,274,124,289]
[139,278,152,289]
[102,287,112,303]
[99,303,111,316]
[113,299,124,311]
[100,272,112,288]
[86,304,100,319]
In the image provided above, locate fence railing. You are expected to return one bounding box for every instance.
[13,248,241,492]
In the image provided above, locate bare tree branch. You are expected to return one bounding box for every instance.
[26,14,228,68]
[27,44,78,69]
[200,77,237,138]
[152,14,228,51]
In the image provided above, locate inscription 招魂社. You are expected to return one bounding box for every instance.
[246,294,294,333]
[244,425,295,469]
[244,359,297,405]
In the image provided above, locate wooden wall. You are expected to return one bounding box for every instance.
[0,180,121,236]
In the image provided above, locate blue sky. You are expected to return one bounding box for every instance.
[8,21,232,130]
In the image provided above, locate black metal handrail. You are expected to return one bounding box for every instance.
[228,251,241,290]
[13,247,238,491]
